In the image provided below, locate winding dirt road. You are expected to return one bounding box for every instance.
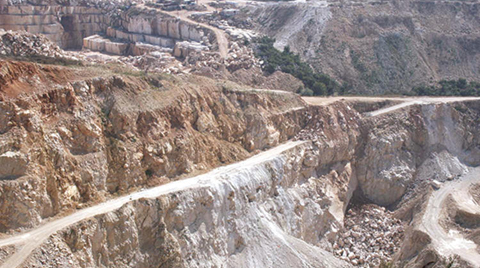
[3,97,480,267]
[171,9,229,58]
[303,96,480,117]
[421,168,480,267]
[0,141,306,268]
[143,0,229,58]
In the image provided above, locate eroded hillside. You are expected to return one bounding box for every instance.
[248,0,480,94]
[1,58,480,267]
[0,59,307,232]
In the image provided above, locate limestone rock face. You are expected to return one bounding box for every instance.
[356,102,480,206]
[356,116,420,206]
[0,151,28,180]
[22,140,356,268]
[0,5,108,49]
[0,61,308,232]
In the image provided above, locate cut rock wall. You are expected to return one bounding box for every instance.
[0,5,108,48]
[0,63,308,232]
[22,139,358,268]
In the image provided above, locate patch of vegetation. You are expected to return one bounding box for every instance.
[351,50,368,73]
[254,36,345,96]
[454,105,468,113]
[410,79,480,96]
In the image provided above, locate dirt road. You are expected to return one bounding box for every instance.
[0,140,306,268]
[421,167,480,267]
[303,96,480,117]
[145,2,229,58]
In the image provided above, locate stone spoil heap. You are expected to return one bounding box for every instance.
[190,11,257,42]
[224,42,260,71]
[0,30,66,59]
[333,204,405,267]
[121,52,183,74]
[185,41,260,73]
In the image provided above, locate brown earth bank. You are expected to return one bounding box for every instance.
[0,59,307,232]
[2,58,480,267]
[248,0,480,94]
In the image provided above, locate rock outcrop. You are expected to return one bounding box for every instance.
[248,0,480,94]
[0,5,108,48]
[21,140,356,268]
[0,59,308,232]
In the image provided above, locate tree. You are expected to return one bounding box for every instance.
[312,82,327,96]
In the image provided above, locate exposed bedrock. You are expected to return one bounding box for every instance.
[3,60,480,267]
[0,5,108,49]
[0,4,213,55]
[356,101,480,207]
[0,63,309,232]
[14,98,480,268]
[21,140,357,268]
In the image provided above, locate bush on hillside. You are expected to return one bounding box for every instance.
[411,79,480,96]
[254,36,345,96]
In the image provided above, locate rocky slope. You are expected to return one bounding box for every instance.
[0,59,307,232]
[248,0,480,94]
[2,57,480,267]
[20,140,357,268]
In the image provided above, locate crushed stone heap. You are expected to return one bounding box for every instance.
[0,30,67,59]
[333,204,405,267]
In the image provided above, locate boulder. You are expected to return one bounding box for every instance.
[0,151,28,180]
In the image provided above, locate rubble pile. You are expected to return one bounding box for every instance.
[66,49,183,74]
[190,12,256,41]
[333,205,405,267]
[295,109,357,142]
[184,41,259,72]
[120,51,184,74]
[185,51,224,70]
[173,41,209,58]
[0,30,67,59]
[207,1,238,9]
[224,42,260,71]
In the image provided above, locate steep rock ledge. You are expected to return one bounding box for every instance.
[0,64,307,232]
[356,101,480,207]
[21,138,358,268]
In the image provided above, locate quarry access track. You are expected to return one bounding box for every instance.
[303,96,480,116]
[141,3,229,58]
[421,167,480,267]
[0,140,306,268]
[2,97,480,267]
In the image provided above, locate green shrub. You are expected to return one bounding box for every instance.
[411,79,480,96]
[297,87,314,96]
[254,37,340,96]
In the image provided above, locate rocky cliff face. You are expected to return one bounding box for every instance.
[0,5,108,48]
[356,101,480,207]
[3,59,480,266]
[12,98,362,268]
[20,141,356,268]
[249,0,480,94]
[0,59,307,232]
[0,2,214,56]
[9,92,480,267]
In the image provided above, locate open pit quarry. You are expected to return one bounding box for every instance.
[0,0,480,267]
[1,58,480,267]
